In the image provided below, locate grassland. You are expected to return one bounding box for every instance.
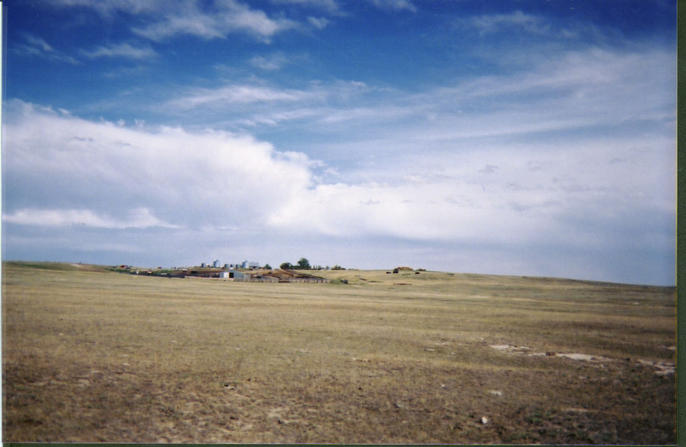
[2,262,676,443]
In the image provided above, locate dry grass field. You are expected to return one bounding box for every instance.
[2,261,676,443]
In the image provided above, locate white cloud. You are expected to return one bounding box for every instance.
[44,0,166,17]
[307,16,330,29]
[166,84,311,110]
[6,99,621,249]
[439,47,672,106]
[186,47,671,147]
[3,100,314,232]
[169,45,673,148]
[4,208,177,229]
[13,33,79,64]
[3,26,675,283]
[179,46,672,261]
[468,10,549,34]
[131,0,296,42]
[266,133,674,248]
[249,53,290,70]
[163,79,369,114]
[22,34,53,52]
[46,0,298,42]
[81,42,158,60]
[368,0,416,12]
[304,47,673,140]
[3,91,675,283]
[271,0,340,14]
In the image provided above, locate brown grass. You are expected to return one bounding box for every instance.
[2,262,676,443]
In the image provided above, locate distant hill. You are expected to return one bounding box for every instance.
[3,261,110,272]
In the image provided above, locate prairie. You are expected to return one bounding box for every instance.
[2,262,676,443]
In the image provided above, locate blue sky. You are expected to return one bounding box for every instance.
[2,0,676,285]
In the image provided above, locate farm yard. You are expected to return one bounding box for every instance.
[2,261,676,443]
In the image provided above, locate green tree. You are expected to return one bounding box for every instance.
[264,264,272,270]
[280,262,293,270]
[297,258,311,270]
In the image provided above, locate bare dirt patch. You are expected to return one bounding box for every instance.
[488,343,674,378]
[637,359,675,376]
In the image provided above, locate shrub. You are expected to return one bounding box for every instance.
[330,279,349,285]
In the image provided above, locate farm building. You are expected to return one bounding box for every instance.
[228,270,247,280]
[260,269,328,283]
[234,274,279,283]
[228,269,327,283]
[113,264,326,283]
[188,268,222,278]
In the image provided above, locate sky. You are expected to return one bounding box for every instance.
[1,0,676,285]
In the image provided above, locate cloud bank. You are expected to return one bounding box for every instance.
[3,90,674,284]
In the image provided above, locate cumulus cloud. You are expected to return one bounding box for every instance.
[6,99,642,249]
[2,100,314,232]
[266,136,674,249]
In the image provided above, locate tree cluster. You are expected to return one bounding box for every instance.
[280,257,311,270]
[279,258,345,271]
